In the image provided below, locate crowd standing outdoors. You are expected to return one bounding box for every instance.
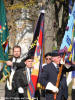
[0,45,75,100]
[39,50,75,100]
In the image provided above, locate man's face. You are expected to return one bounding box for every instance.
[25,59,33,68]
[13,48,21,58]
[45,56,52,64]
[52,56,61,65]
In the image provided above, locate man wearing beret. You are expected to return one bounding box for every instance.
[39,50,75,100]
[42,52,52,68]
[40,52,52,99]
[10,54,33,100]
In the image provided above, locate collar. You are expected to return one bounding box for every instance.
[52,62,58,69]
[12,57,21,63]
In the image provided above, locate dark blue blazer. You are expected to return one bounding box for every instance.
[39,62,75,100]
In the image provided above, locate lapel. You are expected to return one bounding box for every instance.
[51,62,59,74]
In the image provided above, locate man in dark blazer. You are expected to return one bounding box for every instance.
[40,52,52,99]
[39,50,75,100]
[10,54,34,100]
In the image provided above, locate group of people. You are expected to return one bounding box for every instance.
[5,45,33,100]
[39,51,75,100]
[1,45,75,100]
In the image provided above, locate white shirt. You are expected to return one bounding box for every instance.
[26,67,32,83]
[52,62,58,69]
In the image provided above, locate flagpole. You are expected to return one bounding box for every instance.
[43,44,45,64]
[54,52,65,100]
[41,3,45,64]
[27,6,45,99]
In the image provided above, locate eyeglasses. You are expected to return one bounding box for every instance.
[46,58,51,60]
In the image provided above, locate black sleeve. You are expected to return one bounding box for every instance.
[63,64,75,72]
[13,61,25,70]
[13,70,28,89]
[7,58,26,70]
[39,65,49,87]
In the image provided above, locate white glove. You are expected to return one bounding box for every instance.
[60,58,65,64]
[7,79,12,90]
[18,87,24,94]
[46,82,59,93]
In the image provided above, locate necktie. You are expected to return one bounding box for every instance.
[29,69,31,75]
[14,58,17,70]
[57,67,59,73]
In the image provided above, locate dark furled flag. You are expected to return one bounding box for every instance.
[28,11,44,57]
[27,10,45,99]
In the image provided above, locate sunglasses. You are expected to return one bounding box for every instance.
[46,58,51,60]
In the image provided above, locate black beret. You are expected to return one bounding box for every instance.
[22,54,33,62]
[45,52,52,58]
[51,50,64,57]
